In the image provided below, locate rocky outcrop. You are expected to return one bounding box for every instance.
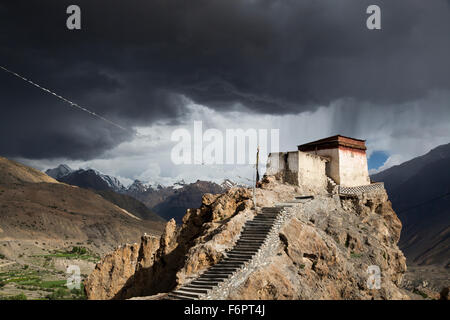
[228,190,408,300]
[85,180,409,300]
[84,234,160,300]
[84,187,254,299]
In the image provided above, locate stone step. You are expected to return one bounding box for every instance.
[238,236,267,240]
[170,291,200,299]
[239,231,270,239]
[242,230,271,234]
[167,293,192,300]
[240,232,269,236]
[233,244,262,249]
[204,271,234,277]
[230,246,262,250]
[274,203,294,207]
[241,232,270,236]
[207,267,239,273]
[198,274,229,280]
[214,262,246,267]
[236,238,264,242]
[221,255,251,260]
[220,261,247,266]
[177,287,209,294]
[295,196,314,200]
[195,278,226,284]
[230,247,259,252]
[217,260,246,266]
[236,240,265,244]
[245,220,276,227]
[230,247,261,252]
[245,222,274,226]
[243,225,272,229]
[205,267,237,272]
[229,251,257,257]
[228,252,257,257]
[237,240,265,244]
[234,241,263,245]
[190,280,221,286]
[240,231,270,236]
[212,260,246,266]
[185,283,216,290]
[244,224,273,228]
[256,216,278,219]
[221,255,250,260]
[226,254,253,260]
[249,222,275,225]
[227,250,256,255]
[234,244,262,248]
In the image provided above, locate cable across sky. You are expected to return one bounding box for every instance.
[0,65,134,135]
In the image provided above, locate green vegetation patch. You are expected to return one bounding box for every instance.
[35,246,100,262]
[350,251,363,258]
[0,293,27,300]
[0,267,86,300]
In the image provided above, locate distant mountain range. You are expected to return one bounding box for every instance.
[46,165,126,192]
[372,143,450,267]
[0,157,164,254]
[45,165,240,223]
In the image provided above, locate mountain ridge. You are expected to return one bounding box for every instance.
[0,156,164,254]
[45,164,243,223]
[371,143,450,267]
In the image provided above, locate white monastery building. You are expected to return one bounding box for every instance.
[266,135,371,192]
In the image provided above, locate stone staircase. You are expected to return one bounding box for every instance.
[326,176,338,194]
[167,197,313,300]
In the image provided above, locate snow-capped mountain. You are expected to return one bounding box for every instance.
[45,166,126,192]
[94,169,127,192]
[45,164,73,179]
[127,179,150,193]
[45,164,249,223]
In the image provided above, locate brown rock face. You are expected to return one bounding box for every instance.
[84,242,141,300]
[229,189,408,300]
[84,187,253,299]
[85,182,409,300]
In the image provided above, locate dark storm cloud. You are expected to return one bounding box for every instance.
[1,0,449,159]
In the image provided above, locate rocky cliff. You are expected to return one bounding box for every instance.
[85,177,409,300]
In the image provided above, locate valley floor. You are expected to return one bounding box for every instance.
[401,264,449,299]
[0,239,101,300]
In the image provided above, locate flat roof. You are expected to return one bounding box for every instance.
[298,135,367,152]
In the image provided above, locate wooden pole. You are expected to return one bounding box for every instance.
[256,145,260,186]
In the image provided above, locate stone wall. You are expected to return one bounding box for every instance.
[339,182,385,196]
[297,152,328,192]
[266,151,328,192]
[307,147,340,184]
[338,148,370,187]
[305,147,370,187]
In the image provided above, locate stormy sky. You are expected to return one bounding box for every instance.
[1,0,450,185]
